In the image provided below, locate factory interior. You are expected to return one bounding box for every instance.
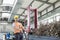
[0,0,60,40]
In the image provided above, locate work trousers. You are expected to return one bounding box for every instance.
[14,33,23,40]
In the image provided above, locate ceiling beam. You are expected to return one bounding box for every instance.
[35,0,53,5]
[19,0,34,17]
[24,16,27,20]
[8,0,18,21]
[20,10,26,15]
[37,2,49,16]
[54,0,60,4]
[20,0,34,10]
[38,0,60,13]
[20,7,27,10]
[21,0,35,13]
[28,0,34,6]
[37,0,52,13]
[40,6,60,17]
[38,3,44,8]
[11,0,34,21]
[12,13,27,16]
[39,5,51,13]
[0,11,10,13]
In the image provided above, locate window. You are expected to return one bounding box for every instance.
[2,13,11,18]
[3,0,15,4]
[48,18,53,23]
[3,6,12,11]
[56,16,60,21]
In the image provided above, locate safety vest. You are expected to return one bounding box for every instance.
[13,22,24,34]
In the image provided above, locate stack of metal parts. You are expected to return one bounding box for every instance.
[33,21,60,37]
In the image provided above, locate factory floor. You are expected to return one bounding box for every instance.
[11,35,60,40]
[28,35,60,40]
[0,35,60,40]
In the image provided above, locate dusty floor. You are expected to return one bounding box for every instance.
[28,35,60,40]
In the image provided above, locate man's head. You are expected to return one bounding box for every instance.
[14,15,19,22]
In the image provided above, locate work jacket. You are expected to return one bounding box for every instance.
[13,22,24,34]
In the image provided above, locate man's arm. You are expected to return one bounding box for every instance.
[21,24,25,32]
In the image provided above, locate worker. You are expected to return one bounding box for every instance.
[12,15,24,40]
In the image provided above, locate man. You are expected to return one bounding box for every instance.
[13,15,24,40]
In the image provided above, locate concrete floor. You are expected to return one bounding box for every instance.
[0,34,60,40]
[28,35,60,40]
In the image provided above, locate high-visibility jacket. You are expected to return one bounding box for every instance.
[13,22,24,34]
